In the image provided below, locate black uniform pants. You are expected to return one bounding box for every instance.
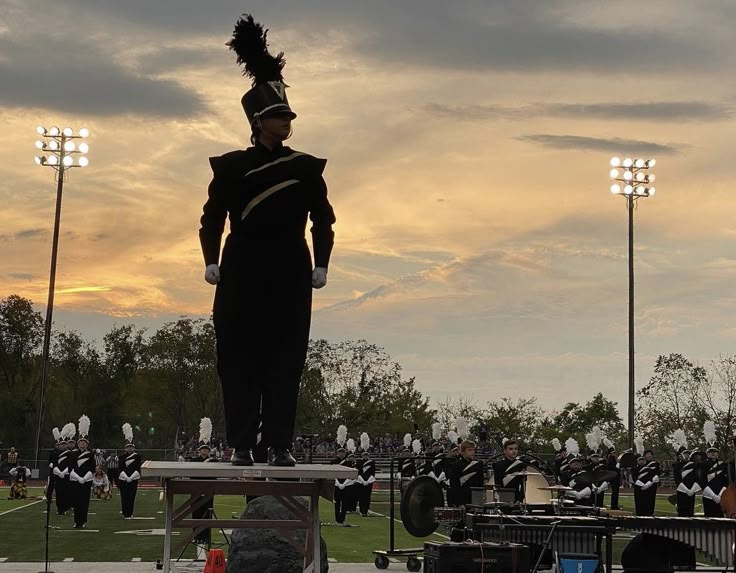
[676,492,695,517]
[358,484,373,515]
[334,486,346,523]
[108,468,119,488]
[73,481,93,525]
[634,485,657,515]
[119,480,139,517]
[609,482,620,509]
[55,477,69,514]
[47,475,56,500]
[703,497,724,517]
[214,245,312,451]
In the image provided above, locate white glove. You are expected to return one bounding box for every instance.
[635,480,645,488]
[312,267,327,289]
[204,264,221,285]
[715,495,722,504]
[642,482,652,491]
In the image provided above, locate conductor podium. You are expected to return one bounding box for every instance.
[142,460,357,573]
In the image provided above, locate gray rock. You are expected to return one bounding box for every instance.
[225,495,328,573]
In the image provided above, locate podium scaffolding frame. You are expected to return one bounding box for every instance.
[142,460,357,573]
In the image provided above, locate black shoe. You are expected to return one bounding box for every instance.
[231,449,254,466]
[268,448,296,467]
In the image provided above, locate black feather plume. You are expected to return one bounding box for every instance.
[227,14,286,87]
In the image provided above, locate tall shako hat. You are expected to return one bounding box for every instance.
[52,427,62,444]
[77,415,91,445]
[227,14,297,125]
[198,417,212,451]
[122,423,135,448]
[66,422,77,445]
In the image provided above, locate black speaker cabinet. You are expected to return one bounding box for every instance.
[424,541,531,573]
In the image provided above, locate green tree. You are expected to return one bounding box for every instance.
[552,393,627,451]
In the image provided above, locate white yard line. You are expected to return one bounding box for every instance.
[0,499,43,517]
[0,558,7,562]
[63,558,74,562]
[132,558,142,562]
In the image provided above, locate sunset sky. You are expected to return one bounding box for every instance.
[2,1,736,415]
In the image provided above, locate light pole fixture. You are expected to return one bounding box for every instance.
[32,126,90,471]
[609,156,656,450]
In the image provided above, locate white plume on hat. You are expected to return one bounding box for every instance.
[199,417,212,445]
[336,425,348,447]
[360,432,370,451]
[634,436,644,455]
[447,430,458,445]
[52,427,61,442]
[412,439,422,454]
[565,437,579,456]
[403,433,412,448]
[122,423,134,444]
[704,420,717,446]
[602,437,614,450]
[432,422,441,441]
[455,417,469,439]
[61,423,75,440]
[668,428,688,450]
[78,415,91,439]
[347,438,356,453]
[551,438,562,452]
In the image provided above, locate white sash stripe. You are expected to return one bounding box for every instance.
[241,179,300,221]
[244,152,306,178]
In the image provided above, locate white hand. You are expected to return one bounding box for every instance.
[204,264,221,285]
[312,267,327,289]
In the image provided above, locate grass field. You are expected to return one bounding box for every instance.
[0,486,699,563]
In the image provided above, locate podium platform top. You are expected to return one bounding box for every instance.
[142,460,358,480]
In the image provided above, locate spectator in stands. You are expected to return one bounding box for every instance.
[106,450,120,488]
[7,447,18,466]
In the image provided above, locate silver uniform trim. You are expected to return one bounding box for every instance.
[244,152,306,178]
[241,179,300,221]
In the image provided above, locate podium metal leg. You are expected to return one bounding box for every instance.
[163,481,173,573]
[311,485,321,573]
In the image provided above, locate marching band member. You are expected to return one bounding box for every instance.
[46,427,63,502]
[673,447,701,517]
[356,434,375,517]
[448,440,485,506]
[118,423,142,519]
[331,447,353,526]
[70,415,95,528]
[587,452,609,508]
[492,439,526,503]
[606,447,622,510]
[703,447,727,517]
[53,423,76,515]
[563,457,593,505]
[634,449,660,516]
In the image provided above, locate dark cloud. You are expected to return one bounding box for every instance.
[425,101,732,122]
[52,1,728,74]
[517,134,681,155]
[132,46,223,76]
[0,35,205,117]
[15,228,49,240]
[8,273,35,280]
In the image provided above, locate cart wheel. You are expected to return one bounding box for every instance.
[406,556,422,572]
[375,555,390,569]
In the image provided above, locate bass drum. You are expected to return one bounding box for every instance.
[525,470,553,506]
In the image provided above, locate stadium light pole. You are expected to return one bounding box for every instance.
[609,157,656,450]
[32,126,90,471]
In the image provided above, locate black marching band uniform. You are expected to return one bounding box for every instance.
[449,455,485,507]
[118,424,142,519]
[492,456,526,503]
[332,451,353,525]
[606,449,621,509]
[53,428,76,515]
[563,462,593,505]
[553,449,569,484]
[633,454,660,516]
[673,450,701,517]
[70,417,95,529]
[398,450,417,496]
[356,454,376,517]
[703,448,727,517]
[585,455,609,508]
[200,15,335,467]
[426,444,447,505]
[46,428,62,504]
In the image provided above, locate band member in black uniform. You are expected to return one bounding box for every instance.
[492,439,526,503]
[331,448,353,526]
[606,448,621,509]
[70,416,95,529]
[53,424,75,515]
[46,427,63,503]
[427,441,447,506]
[357,451,375,517]
[634,449,660,516]
[200,14,336,468]
[118,423,142,519]
[191,422,215,554]
[448,440,485,506]
[563,458,593,505]
[398,447,417,496]
[586,453,609,507]
[673,449,699,517]
[553,446,567,484]
[703,447,727,517]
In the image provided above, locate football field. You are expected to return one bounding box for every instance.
[0,487,684,563]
